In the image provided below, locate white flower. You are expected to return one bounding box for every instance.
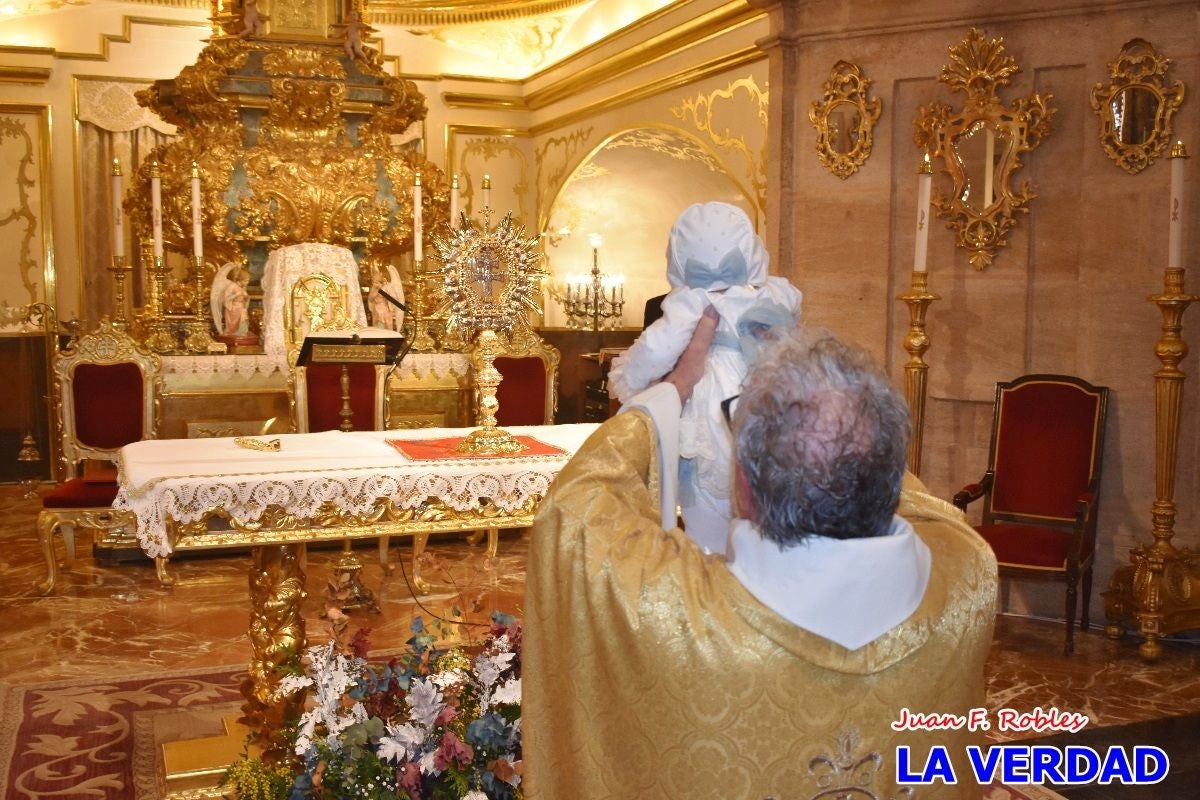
[273,673,313,698]
[406,677,445,729]
[378,721,426,763]
[491,676,521,706]
[463,791,488,800]
[419,748,441,776]
[474,650,515,689]
[430,667,466,690]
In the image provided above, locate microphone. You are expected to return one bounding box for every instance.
[379,289,410,314]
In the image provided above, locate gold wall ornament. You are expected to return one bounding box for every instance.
[808,61,881,180]
[1090,39,1186,175]
[913,28,1055,270]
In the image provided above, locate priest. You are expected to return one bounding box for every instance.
[524,314,998,799]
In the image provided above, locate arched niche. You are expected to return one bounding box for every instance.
[540,126,753,328]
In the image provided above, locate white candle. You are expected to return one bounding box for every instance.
[150,160,163,259]
[111,158,124,258]
[1168,141,1186,270]
[914,153,932,273]
[413,171,423,263]
[482,174,491,210]
[450,174,460,229]
[190,161,203,261]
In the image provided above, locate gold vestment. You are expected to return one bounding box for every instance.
[525,409,998,799]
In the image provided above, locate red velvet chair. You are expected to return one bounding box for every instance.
[953,374,1109,655]
[38,322,161,594]
[479,325,560,427]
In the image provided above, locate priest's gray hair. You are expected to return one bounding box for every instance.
[732,328,910,545]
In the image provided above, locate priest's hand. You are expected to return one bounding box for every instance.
[665,304,718,404]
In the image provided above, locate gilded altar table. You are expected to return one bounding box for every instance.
[113,423,597,733]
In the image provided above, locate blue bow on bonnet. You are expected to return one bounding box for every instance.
[683,248,748,289]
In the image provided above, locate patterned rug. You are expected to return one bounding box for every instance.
[0,666,244,800]
[0,666,1069,800]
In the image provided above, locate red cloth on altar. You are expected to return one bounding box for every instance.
[386,435,566,461]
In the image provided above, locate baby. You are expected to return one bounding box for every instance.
[609,202,802,554]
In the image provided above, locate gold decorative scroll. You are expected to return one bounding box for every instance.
[809,61,880,180]
[1090,39,1185,175]
[913,28,1055,270]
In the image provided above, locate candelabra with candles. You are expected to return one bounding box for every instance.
[560,234,625,330]
[899,154,939,476]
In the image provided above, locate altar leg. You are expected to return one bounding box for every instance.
[242,544,307,759]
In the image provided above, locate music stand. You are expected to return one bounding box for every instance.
[295,330,405,432]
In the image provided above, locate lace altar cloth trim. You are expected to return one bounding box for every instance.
[114,424,597,557]
[159,352,470,381]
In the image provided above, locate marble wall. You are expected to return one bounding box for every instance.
[757,0,1200,623]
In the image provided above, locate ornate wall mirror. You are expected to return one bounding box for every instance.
[1090,39,1185,174]
[809,61,881,179]
[914,29,1054,269]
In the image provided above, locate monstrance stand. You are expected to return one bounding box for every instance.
[432,206,546,455]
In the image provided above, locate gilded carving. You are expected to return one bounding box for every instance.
[414,17,566,74]
[459,136,531,223]
[913,29,1054,270]
[1090,39,1185,174]
[534,126,593,231]
[604,128,724,173]
[0,114,39,302]
[671,75,769,215]
[808,61,881,179]
[262,47,346,79]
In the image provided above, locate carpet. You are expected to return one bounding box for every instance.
[0,666,1069,800]
[0,665,245,800]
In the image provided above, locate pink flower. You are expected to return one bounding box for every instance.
[397,761,423,799]
[433,730,474,771]
[435,706,457,726]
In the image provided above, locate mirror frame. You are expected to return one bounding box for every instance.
[808,60,881,179]
[1090,39,1185,175]
[913,28,1054,270]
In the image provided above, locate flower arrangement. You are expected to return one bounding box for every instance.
[226,613,523,800]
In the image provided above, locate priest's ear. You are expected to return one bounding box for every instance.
[733,465,756,520]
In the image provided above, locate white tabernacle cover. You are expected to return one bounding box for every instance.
[115,424,598,558]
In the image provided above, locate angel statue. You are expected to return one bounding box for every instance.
[330,10,375,62]
[238,0,269,37]
[367,264,405,332]
[211,262,251,337]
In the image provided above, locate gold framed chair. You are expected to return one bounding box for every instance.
[37,321,162,594]
[953,374,1110,655]
[478,324,561,427]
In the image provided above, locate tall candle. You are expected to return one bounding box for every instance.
[450,174,460,229]
[413,171,423,263]
[190,161,203,261]
[150,160,163,259]
[482,174,491,210]
[1168,141,1187,270]
[111,158,124,258]
[914,153,932,273]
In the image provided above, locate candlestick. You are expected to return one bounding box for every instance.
[150,160,163,259]
[111,158,124,258]
[450,174,460,229]
[898,270,939,475]
[413,171,423,263]
[1168,141,1187,269]
[481,174,491,210]
[914,153,932,273]
[191,161,203,261]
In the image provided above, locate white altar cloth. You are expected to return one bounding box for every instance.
[115,424,598,558]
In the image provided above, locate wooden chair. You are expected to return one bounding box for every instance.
[37,321,162,594]
[953,374,1109,655]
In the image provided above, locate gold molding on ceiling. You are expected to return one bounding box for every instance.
[529,44,763,137]
[369,0,590,27]
[525,1,761,110]
[442,92,528,111]
[34,15,209,62]
[0,65,52,84]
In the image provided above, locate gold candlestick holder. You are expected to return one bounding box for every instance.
[408,259,438,352]
[145,256,179,353]
[107,255,133,331]
[1105,261,1199,659]
[898,271,939,476]
[183,255,217,353]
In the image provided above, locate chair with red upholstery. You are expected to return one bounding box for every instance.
[481,324,561,428]
[953,374,1109,655]
[38,321,161,594]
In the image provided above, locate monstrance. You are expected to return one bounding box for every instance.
[433,208,545,455]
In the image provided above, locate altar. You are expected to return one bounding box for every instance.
[113,422,597,713]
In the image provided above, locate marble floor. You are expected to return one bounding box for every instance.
[2,484,1199,796]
